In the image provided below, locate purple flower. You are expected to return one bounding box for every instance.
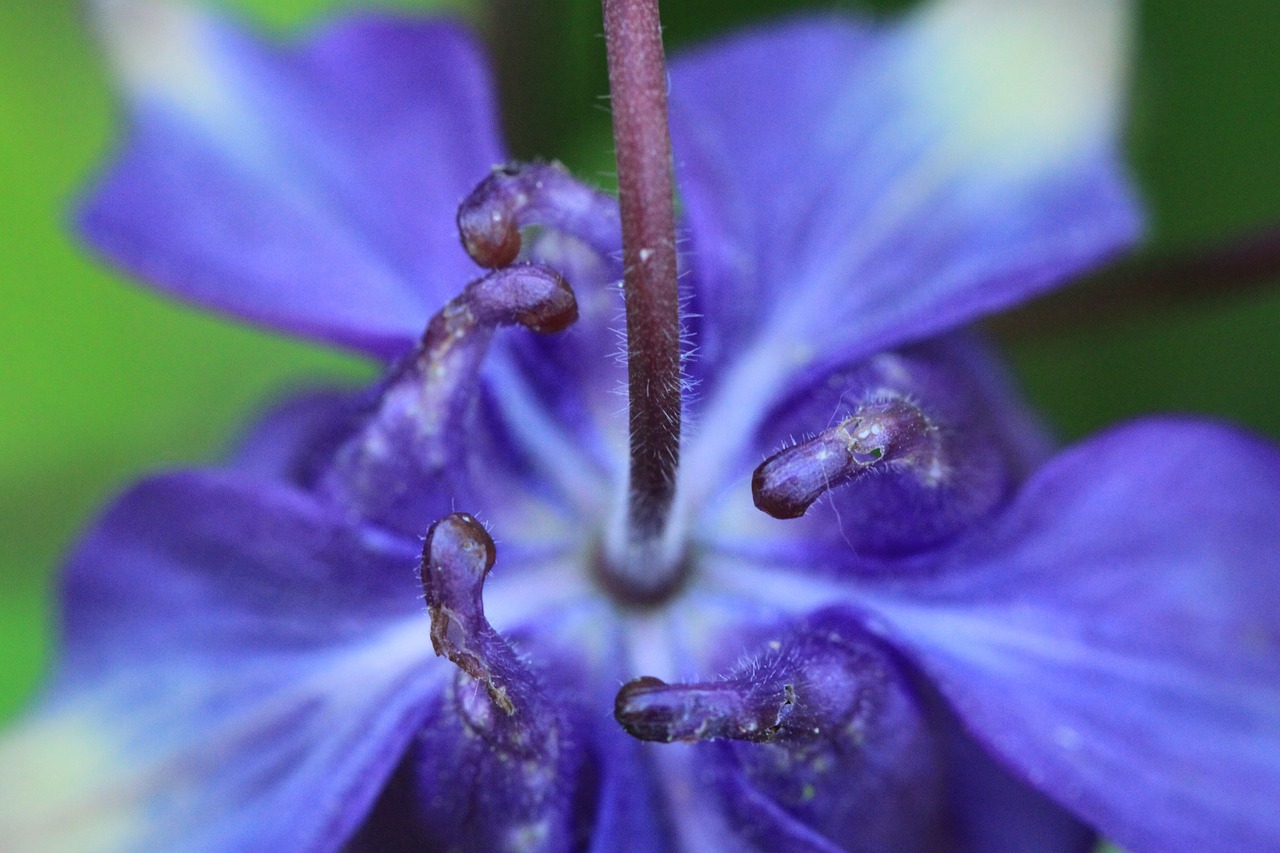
[3,1,1279,852]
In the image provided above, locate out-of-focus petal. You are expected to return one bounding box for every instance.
[0,471,442,853]
[670,1,1140,395]
[80,2,504,357]
[228,386,367,486]
[867,419,1280,853]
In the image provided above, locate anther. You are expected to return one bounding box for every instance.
[630,614,945,850]
[423,263,578,346]
[458,162,622,268]
[615,676,796,744]
[321,264,577,530]
[404,514,586,852]
[421,513,512,712]
[614,617,893,746]
[421,513,550,724]
[752,398,939,520]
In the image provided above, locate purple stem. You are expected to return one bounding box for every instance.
[602,0,683,557]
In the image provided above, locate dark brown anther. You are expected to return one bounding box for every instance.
[458,166,524,268]
[421,263,578,353]
[459,166,536,268]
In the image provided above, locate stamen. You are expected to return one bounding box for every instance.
[421,513,541,721]
[614,618,894,746]
[405,514,588,852]
[752,398,939,520]
[614,676,796,744]
[457,162,623,268]
[322,264,577,528]
[424,262,577,341]
[626,615,945,850]
[422,513,513,713]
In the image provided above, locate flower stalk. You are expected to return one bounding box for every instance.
[602,0,683,583]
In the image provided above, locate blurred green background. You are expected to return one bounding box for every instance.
[0,0,1277,748]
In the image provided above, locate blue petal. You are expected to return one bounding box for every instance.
[0,471,441,852]
[670,7,1141,390]
[942,715,1095,853]
[866,419,1280,853]
[79,6,504,357]
[585,738,674,853]
[228,386,367,486]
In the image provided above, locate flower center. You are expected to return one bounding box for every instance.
[591,537,693,609]
[458,0,690,606]
[455,160,693,607]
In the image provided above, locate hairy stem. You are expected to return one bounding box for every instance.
[602,0,682,558]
